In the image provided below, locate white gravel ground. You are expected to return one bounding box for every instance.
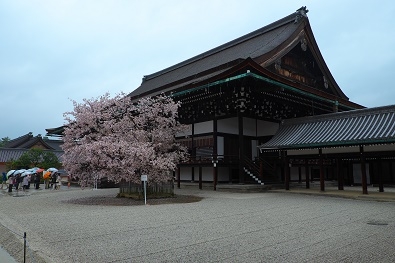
[1,185,395,262]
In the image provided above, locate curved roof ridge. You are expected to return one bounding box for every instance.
[142,8,307,83]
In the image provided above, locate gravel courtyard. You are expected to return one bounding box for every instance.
[1,186,395,262]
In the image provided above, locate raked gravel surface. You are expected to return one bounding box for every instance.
[1,185,395,262]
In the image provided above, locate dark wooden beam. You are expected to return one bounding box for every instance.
[284,151,290,190]
[199,166,202,190]
[238,112,245,184]
[360,145,368,195]
[378,158,384,192]
[177,167,180,189]
[337,158,344,190]
[305,159,310,189]
[319,148,325,191]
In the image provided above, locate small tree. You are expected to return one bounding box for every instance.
[62,93,189,187]
[41,151,61,170]
[11,149,61,170]
[0,137,11,147]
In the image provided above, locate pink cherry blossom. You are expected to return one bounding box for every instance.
[62,93,189,186]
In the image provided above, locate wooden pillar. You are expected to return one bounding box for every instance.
[238,112,245,184]
[360,145,368,195]
[319,148,325,191]
[305,159,310,189]
[284,151,290,190]
[177,166,181,189]
[191,123,195,181]
[378,158,384,192]
[298,166,302,183]
[199,166,202,190]
[213,115,218,190]
[337,158,344,190]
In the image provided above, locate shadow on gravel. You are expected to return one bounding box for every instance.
[64,195,203,206]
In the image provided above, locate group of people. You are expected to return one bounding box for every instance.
[1,171,63,193]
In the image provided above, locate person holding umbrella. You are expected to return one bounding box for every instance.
[34,173,41,189]
[7,175,13,192]
[1,172,7,189]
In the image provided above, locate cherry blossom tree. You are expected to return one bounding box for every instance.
[62,93,189,187]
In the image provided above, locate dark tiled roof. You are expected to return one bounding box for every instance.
[129,9,303,98]
[4,133,34,148]
[258,105,395,150]
[3,133,59,150]
[0,148,63,163]
[43,139,63,151]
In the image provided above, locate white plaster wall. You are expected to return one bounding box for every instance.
[218,117,238,134]
[218,136,224,156]
[194,120,213,134]
[365,144,395,152]
[243,117,256,136]
[257,120,279,136]
[287,149,319,156]
[322,146,359,154]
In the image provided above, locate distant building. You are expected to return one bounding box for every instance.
[0,132,63,172]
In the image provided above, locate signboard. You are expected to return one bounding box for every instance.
[141,174,148,181]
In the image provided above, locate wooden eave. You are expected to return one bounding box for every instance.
[172,57,363,111]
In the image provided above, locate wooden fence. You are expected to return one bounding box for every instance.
[119,180,174,198]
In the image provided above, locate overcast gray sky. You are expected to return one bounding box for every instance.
[1,0,395,140]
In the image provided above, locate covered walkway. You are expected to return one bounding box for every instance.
[258,105,395,195]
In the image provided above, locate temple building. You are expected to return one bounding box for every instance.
[45,7,395,193]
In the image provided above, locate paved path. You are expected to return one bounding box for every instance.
[1,185,395,262]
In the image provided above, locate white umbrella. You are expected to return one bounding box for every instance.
[28,167,40,172]
[13,169,26,175]
[7,170,15,178]
[21,171,34,177]
[47,168,58,172]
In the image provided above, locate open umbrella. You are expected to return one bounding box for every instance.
[6,170,16,179]
[43,171,51,180]
[6,170,15,177]
[21,171,34,177]
[47,168,58,172]
[13,169,26,175]
[35,168,45,173]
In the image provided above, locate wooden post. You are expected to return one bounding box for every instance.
[191,123,195,181]
[337,158,344,190]
[305,159,310,189]
[213,114,218,190]
[298,166,302,183]
[360,145,368,195]
[177,166,181,189]
[284,151,290,190]
[199,166,202,190]
[213,166,218,191]
[238,112,245,184]
[378,158,384,192]
[319,148,325,191]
